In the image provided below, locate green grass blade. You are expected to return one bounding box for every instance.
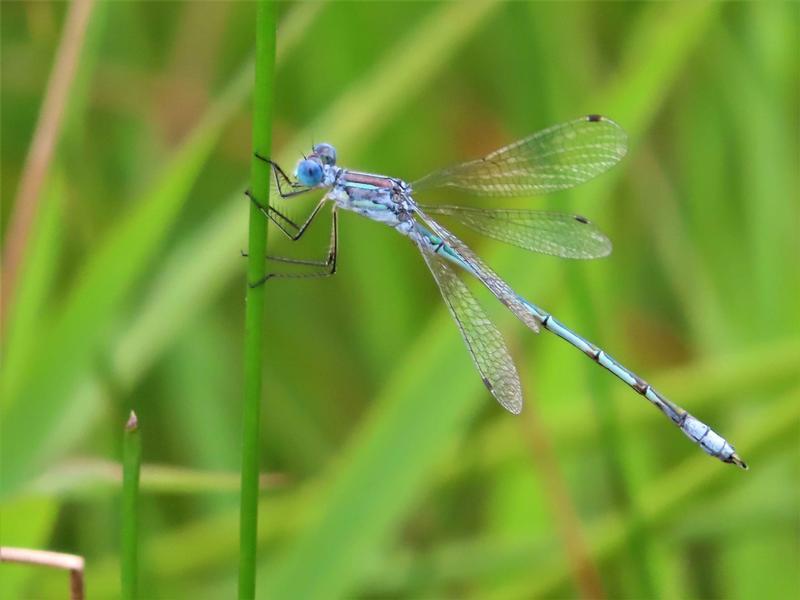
[2,172,65,396]
[28,459,284,499]
[239,1,276,597]
[121,411,141,600]
[0,0,97,318]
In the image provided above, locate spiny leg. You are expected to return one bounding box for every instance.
[247,153,320,238]
[248,207,338,288]
[255,153,310,200]
[245,188,328,243]
[247,152,327,241]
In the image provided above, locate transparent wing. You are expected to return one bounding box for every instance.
[419,205,611,259]
[414,208,542,334]
[417,239,523,414]
[412,115,627,197]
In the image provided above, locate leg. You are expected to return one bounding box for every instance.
[246,156,328,242]
[245,190,328,243]
[240,251,330,268]
[247,153,317,234]
[249,207,339,287]
[255,153,309,200]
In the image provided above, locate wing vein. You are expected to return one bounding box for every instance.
[412,116,627,197]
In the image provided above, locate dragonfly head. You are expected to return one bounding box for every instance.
[295,143,337,187]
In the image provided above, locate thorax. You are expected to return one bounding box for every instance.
[327,168,416,231]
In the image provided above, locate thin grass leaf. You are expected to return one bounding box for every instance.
[121,411,141,600]
[238,1,276,596]
[28,458,285,499]
[2,172,65,396]
[1,0,96,317]
[2,0,110,395]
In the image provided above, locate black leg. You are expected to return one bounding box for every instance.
[254,153,310,200]
[265,204,301,231]
[240,251,330,267]
[265,255,332,267]
[246,155,327,242]
[249,207,339,288]
[246,155,314,236]
[246,189,329,243]
[246,189,297,237]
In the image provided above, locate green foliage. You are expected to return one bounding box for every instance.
[2,2,798,598]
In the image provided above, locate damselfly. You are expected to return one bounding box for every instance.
[250,115,746,469]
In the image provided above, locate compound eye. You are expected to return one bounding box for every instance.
[312,143,337,166]
[295,159,323,186]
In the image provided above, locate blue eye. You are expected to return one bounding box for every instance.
[295,159,323,186]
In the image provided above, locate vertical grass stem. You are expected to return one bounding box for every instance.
[239,1,276,598]
[121,411,141,600]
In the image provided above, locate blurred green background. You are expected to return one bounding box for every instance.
[2,1,798,598]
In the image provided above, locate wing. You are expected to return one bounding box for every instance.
[412,115,627,197]
[418,205,611,259]
[414,207,542,334]
[417,239,523,414]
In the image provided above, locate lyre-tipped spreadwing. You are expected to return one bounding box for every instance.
[248,114,747,469]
